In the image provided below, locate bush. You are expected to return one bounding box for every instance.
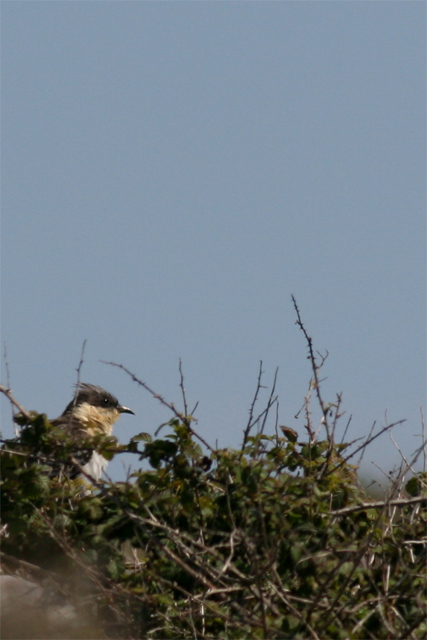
[1,307,426,639]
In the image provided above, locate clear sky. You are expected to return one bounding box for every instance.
[2,2,425,484]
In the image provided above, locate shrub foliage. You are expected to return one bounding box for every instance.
[1,311,426,639]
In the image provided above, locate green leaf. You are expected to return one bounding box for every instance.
[131,432,152,443]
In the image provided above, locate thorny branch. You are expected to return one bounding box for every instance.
[102,360,215,454]
[292,294,331,442]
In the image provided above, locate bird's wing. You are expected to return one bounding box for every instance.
[48,414,94,477]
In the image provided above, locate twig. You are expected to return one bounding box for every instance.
[242,361,265,449]
[324,420,406,478]
[101,361,214,454]
[270,571,321,640]
[3,343,11,392]
[0,383,31,421]
[178,358,188,417]
[292,294,331,442]
[340,414,352,444]
[260,367,279,435]
[330,393,344,442]
[2,343,18,436]
[75,339,87,385]
[389,431,416,476]
[67,340,88,425]
[357,420,376,467]
[331,495,426,516]
[300,378,315,441]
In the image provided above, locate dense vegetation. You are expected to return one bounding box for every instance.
[1,309,426,639]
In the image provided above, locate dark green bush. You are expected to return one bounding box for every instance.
[1,406,426,639]
[1,305,425,638]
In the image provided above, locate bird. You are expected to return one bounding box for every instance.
[50,383,134,482]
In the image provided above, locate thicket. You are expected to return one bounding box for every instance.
[1,303,426,639]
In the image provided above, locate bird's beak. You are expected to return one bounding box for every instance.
[118,405,135,415]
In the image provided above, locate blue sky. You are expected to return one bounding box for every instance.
[2,2,425,484]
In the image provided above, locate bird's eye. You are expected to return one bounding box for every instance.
[102,397,110,406]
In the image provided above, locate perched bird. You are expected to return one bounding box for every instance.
[50,383,134,482]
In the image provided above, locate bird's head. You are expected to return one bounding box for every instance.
[63,383,134,436]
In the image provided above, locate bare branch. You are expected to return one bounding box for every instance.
[324,419,407,478]
[0,383,31,421]
[260,367,279,435]
[2,343,19,436]
[75,339,87,386]
[331,495,426,516]
[242,361,265,448]
[178,358,188,417]
[68,340,88,423]
[101,360,214,454]
[340,413,352,444]
[292,294,331,442]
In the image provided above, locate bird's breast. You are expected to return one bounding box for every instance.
[83,451,109,481]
